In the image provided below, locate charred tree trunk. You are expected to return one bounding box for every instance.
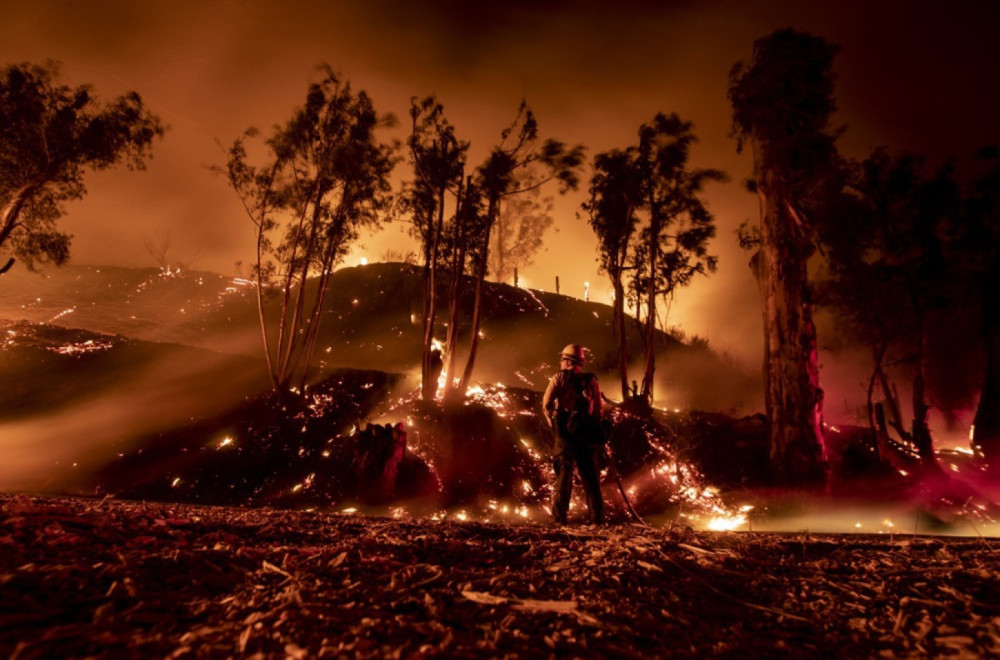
[443,249,465,396]
[253,210,281,393]
[457,214,494,396]
[420,184,448,401]
[419,238,434,395]
[865,343,888,459]
[866,342,887,447]
[0,183,38,275]
[641,207,660,400]
[612,276,630,400]
[876,366,912,446]
[443,177,472,399]
[297,198,353,391]
[752,168,828,488]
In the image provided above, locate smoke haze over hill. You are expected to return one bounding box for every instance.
[0,263,761,492]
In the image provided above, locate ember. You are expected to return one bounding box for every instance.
[48,339,114,356]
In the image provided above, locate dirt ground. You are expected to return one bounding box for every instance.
[2,494,999,659]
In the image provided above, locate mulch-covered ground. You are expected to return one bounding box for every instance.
[2,495,999,659]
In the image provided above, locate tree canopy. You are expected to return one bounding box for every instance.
[0,61,164,275]
[585,114,722,401]
[220,66,397,393]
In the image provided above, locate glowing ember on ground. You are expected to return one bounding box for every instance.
[706,513,747,531]
[49,339,114,356]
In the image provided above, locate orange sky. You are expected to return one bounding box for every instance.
[1,0,998,368]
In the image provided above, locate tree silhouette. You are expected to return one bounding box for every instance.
[142,228,201,272]
[632,114,723,401]
[729,29,843,487]
[440,174,486,397]
[407,96,468,400]
[0,61,164,276]
[446,102,584,400]
[819,149,961,469]
[583,148,643,399]
[584,117,721,404]
[219,66,397,394]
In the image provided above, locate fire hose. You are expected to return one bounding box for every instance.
[600,444,649,527]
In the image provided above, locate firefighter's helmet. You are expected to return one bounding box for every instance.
[559,343,586,366]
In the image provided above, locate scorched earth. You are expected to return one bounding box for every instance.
[2,494,1000,659]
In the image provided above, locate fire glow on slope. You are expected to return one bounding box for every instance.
[361,375,755,531]
[366,374,1000,536]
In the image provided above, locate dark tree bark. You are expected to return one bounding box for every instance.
[640,205,660,399]
[751,172,828,487]
[613,278,630,400]
[729,29,840,489]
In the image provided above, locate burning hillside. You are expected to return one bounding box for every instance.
[0,313,757,529]
[2,315,999,536]
[84,365,753,531]
[2,265,999,536]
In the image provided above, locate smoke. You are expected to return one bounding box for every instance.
[2,0,996,372]
[0,333,268,493]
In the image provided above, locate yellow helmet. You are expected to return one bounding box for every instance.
[559,343,586,365]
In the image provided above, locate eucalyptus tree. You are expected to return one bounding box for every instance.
[408,96,468,400]
[729,29,843,486]
[449,103,584,399]
[583,149,643,399]
[220,66,396,395]
[632,114,724,401]
[0,61,164,276]
[440,174,485,394]
[585,116,721,403]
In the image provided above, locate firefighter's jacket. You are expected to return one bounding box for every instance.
[542,368,603,455]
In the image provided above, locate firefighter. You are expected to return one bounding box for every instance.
[542,343,605,524]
